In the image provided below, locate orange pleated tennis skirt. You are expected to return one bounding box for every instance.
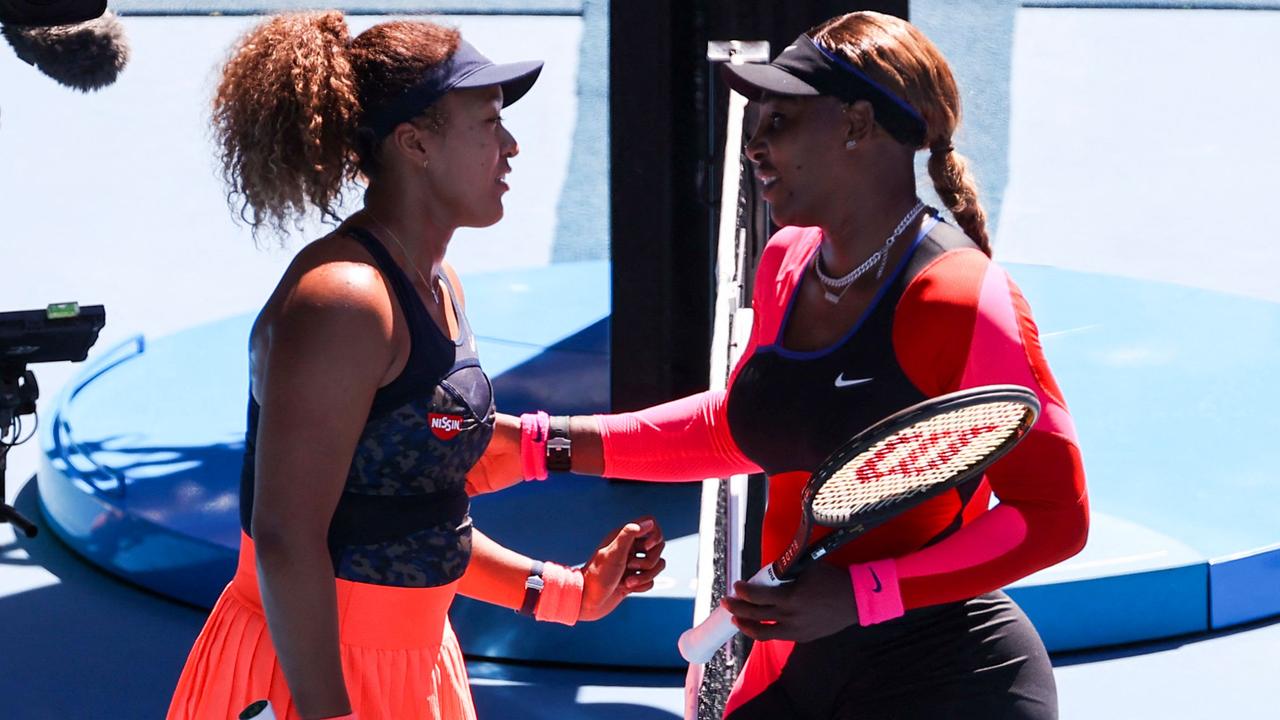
[167,533,476,720]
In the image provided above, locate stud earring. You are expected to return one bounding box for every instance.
[845,140,857,150]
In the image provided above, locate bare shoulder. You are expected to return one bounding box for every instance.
[265,233,396,363]
[442,259,466,310]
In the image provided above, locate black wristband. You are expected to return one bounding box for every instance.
[546,415,572,473]
[517,560,546,617]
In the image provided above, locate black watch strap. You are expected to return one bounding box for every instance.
[517,560,546,617]
[546,415,572,472]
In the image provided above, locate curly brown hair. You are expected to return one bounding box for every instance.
[212,11,460,239]
[810,12,991,256]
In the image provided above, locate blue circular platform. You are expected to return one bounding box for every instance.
[37,262,1280,668]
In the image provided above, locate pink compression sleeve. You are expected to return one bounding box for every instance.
[886,255,1088,612]
[595,390,762,482]
[594,227,803,482]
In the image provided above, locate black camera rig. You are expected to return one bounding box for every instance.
[1,302,105,537]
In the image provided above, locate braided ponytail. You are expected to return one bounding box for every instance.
[927,141,990,255]
[212,11,361,239]
[811,12,994,256]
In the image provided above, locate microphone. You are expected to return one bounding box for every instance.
[2,9,130,91]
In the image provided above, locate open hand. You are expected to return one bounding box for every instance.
[722,561,858,643]
[579,516,667,621]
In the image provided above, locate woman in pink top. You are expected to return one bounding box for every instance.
[475,11,1087,719]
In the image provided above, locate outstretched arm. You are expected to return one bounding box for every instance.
[467,231,815,494]
[467,394,761,492]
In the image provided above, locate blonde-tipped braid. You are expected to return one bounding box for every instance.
[812,11,993,256]
[927,141,990,256]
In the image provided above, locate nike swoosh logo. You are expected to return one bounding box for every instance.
[869,567,883,593]
[834,373,873,389]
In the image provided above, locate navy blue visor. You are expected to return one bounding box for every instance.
[364,40,543,140]
[721,34,927,148]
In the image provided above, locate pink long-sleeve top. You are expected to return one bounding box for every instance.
[597,218,1088,616]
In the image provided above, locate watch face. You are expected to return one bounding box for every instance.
[526,576,545,591]
[547,438,571,450]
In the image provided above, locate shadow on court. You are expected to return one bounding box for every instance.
[470,660,682,719]
[473,689,680,720]
[1051,612,1280,668]
[0,478,206,720]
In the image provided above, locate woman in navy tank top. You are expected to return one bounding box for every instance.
[168,12,666,720]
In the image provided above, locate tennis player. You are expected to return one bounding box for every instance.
[480,12,1087,719]
[165,12,666,720]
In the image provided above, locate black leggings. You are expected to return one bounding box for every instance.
[725,591,1057,720]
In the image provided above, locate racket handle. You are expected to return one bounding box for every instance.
[678,604,738,664]
[678,565,783,664]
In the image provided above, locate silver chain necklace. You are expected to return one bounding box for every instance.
[365,214,442,306]
[813,199,925,304]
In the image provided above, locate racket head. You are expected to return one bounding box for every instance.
[802,384,1040,530]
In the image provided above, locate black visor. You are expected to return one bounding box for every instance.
[721,34,927,147]
[364,40,543,140]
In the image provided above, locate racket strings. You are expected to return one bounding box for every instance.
[810,401,1031,524]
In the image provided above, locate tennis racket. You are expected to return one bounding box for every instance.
[677,384,1040,664]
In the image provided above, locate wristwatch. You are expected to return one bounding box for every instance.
[517,560,546,617]
[546,415,572,472]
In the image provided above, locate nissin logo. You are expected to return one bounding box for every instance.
[429,413,464,440]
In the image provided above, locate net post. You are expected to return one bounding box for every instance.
[685,38,769,720]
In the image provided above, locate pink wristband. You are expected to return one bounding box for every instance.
[534,561,584,626]
[849,559,905,627]
[520,411,550,481]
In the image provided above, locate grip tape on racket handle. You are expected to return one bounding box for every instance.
[678,565,784,664]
